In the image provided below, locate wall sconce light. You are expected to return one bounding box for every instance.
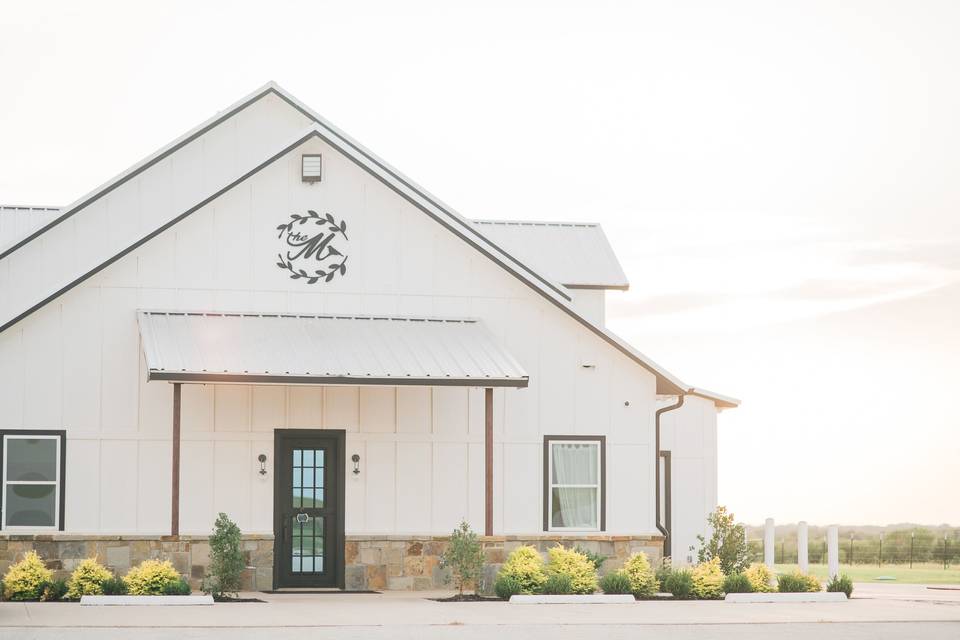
[258,454,267,476]
[352,454,361,475]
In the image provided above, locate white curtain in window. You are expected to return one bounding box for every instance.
[552,443,598,528]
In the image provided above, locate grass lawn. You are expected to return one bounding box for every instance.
[772,562,960,585]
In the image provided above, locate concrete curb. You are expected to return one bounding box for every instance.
[80,595,215,606]
[725,592,848,603]
[509,594,636,604]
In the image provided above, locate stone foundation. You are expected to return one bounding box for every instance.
[0,533,662,593]
[344,534,664,593]
[0,534,274,591]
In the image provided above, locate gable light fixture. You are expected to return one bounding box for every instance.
[302,154,322,183]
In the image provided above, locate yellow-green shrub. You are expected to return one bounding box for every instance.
[497,545,546,594]
[66,558,113,599]
[776,570,821,593]
[545,546,598,595]
[124,559,182,595]
[3,551,52,601]
[744,562,774,593]
[621,552,658,598]
[691,557,724,599]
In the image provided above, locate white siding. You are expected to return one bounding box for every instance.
[0,106,673,538]
[659,395,720,564]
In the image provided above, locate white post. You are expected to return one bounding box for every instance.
[827,525,839,579]
[764,518,775,568]
[798,521,809,573]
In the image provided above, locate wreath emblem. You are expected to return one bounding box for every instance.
[275,210,349,284]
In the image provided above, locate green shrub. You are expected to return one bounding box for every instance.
[598,571,633,595]
[545,546,598,595]
[777,571,821,593]
[497,546,547,595]
[162,578,192,595]
[3,551,53,601]
[655,560,674,592]
[542,572,574,595]
[40,579,68,602]
[744,563,775,593]
[691,558,725,599]
[441,520,486,597]
[494,574,523,599]
[622,552,658,598]
[205,512,245,599]
[66,558,113,599]
[692,506,750,575]
[100,576,128,595]
[826,573,853,598]
[722,572,753,593]
[124,559,182,595]
[573,546,607,571]
[664,568,694,599]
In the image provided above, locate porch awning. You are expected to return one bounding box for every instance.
[137,310,529,387]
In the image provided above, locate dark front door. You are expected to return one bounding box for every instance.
[273,429,345,588]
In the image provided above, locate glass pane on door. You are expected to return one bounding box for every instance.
[290,514,325,573]
[292,448,325,509]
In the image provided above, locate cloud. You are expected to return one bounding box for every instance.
[607,235,960,332]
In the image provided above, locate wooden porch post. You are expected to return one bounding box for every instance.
[484,387,493,536]
[171,382,182,536]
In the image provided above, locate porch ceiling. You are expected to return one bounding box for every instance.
[137,310,529,387]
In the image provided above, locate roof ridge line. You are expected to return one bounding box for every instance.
[269,84,696,395]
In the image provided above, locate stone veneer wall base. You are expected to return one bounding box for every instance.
[0,533,662,593]
[0,535,274,591]
[344,535,664,593]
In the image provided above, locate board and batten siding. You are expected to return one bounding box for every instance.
[0,99,662,537]
[658,394,719,564]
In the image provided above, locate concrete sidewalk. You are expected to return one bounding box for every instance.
[0,584,957,639]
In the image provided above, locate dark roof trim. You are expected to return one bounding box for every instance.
[0,85,694,397]
[148,371,529,388]
[269,90,573,303]
[0,86,276,261]
[0,130,322,335]
[295,108,684,394]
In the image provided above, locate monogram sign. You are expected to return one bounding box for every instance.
[275,210,349,284]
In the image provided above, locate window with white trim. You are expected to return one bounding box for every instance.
[1,432,65,530]
[545,437,604,531]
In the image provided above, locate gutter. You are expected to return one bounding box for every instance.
[655,392,685,559]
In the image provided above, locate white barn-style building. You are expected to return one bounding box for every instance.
[0,83,737,591]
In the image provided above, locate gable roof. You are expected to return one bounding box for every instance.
[0,82,738,406]
[470,219,629,290]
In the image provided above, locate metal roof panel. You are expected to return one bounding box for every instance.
[137,311,529,387]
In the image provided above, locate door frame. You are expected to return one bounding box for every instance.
[272,428,346,589]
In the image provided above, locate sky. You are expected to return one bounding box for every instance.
[1,0,958,526]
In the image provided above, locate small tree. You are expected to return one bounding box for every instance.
[205,512,245,599]
[691,506,749,575]
[441,520,486,597]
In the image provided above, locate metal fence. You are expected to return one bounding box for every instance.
[747,535,958,568]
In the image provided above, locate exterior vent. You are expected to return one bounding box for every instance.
[301,154,322,183]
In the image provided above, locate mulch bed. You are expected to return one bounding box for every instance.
[214,596,266,603]
[429,594,504,602]
[260,590,380,595]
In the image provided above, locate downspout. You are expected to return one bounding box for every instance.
[655,392,685,559]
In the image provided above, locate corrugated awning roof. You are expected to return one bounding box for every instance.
[470,219,629,290]
[137,311,529,387]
